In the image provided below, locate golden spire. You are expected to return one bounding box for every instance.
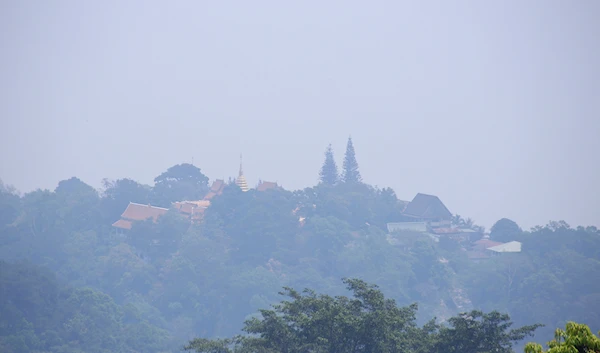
[236,153,249,192]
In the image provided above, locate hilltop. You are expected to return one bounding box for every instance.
[0,138,599,353]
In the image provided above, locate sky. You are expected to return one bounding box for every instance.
[1,0,599,230]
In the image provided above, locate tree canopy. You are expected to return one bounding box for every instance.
[185,278,541,353]
[152,163,209,206]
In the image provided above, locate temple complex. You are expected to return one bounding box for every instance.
[112,202,169,232]
[112,155,283,231]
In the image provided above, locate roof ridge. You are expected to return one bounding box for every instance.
[129,202,169,210]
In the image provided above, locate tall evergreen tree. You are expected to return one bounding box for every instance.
[319,144,339,186]
[342,136,361,183]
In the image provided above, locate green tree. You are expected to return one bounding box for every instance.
[490,218,522,242]
[54,177,101,233]
[185,278,433,353]
[434,310,542,353]
[342,137,362,184]
[319,144,339,186]
[100,178,151,222]
[525,322,600,353]
[152,163,209,206]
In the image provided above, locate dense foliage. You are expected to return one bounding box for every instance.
[525,322,600,353]
[0,144,598,352]
[185,278,541,353]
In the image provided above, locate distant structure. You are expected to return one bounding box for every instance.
[112,202,169,233]
[402,193,453,227]
[466,234,522,262]
[486,240,522,254]
[235,154,250,192]
[387,192,487,247]
[256,180,280,192]
[111,155,287,232]
[204,179,226,200]
[172,200,211,222]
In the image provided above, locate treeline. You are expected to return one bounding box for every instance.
[0,139,599,352]
[0,260,170,353]
[184,278,598,353]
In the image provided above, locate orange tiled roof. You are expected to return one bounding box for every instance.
[112,219,133,230]
[473,238,503,250]
[204,179,226,200]
[256,181,279,192]
[121,202,169,222]
[173,201,210,215]
[210,179,225,192]
[173,202,195,215]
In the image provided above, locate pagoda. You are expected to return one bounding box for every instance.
[235,154,249,192]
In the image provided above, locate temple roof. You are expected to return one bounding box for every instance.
[204,179,226,200]
[112,202,168,230]
[112,219,133,230]
[120,202,168,222]
[403,193,452,220]
[256,181,279,192]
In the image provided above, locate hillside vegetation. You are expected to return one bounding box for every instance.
[1,140,598,352]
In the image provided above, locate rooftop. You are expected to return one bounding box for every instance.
[256,181,279,192]
[403,193,452,220]
[487,241,522,253]
[120,202,169,222]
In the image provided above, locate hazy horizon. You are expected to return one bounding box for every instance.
[1,1,599,230]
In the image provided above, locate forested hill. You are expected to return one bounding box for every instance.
[1,141,599,353]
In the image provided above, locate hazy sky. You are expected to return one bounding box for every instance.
[1,1,599,230]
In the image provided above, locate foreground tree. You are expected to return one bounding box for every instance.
[342,137,362,183]
[433,310,542,353]
[319,144,339,186]
[525,322,600,353]
[185,278,434,353]
[185,278,540,353]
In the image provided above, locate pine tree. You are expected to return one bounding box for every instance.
[319,144,339,186]
[342,137,362,183]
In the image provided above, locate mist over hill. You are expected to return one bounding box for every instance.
[1,142,599,352]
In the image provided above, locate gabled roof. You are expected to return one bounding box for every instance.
[172,200,209,213]
[473,237,503,250]
[487,241,522,253]
[172,200,209,221]
[256,181,279,192]
[204,179,226,200]
[120,202,168,222]
[209,179,225,193]
[403,193,452,220]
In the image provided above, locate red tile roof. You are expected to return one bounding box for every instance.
[473,238,503,250]
[172,201,208,221]
[112,219,133,230]
[210,179,225,192]
[204,179,226,200]
[120,202,169,222]
[256,181,279,192]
